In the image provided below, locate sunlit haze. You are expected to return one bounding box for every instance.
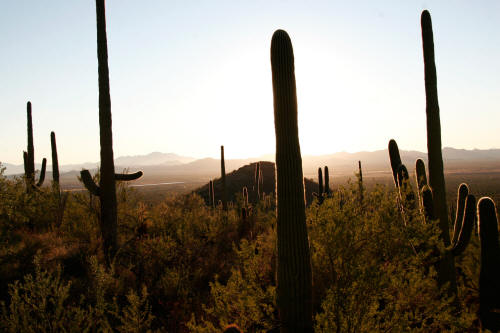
[1,1,499,165]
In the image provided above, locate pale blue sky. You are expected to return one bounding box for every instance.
[1,1,499,164]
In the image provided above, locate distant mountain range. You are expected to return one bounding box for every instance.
[3,147,500,177]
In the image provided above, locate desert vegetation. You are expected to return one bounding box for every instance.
[1,1,499,332]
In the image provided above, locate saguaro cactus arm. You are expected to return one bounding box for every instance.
[80,169,101,196]
[271,29,313,332]
[478,197,500,331]
[36,158,47,187]
[115,171,143,181]
[415,158,428,192]
[80,169,142,196]
[451,194,476,256]
[388,139,402,186]
[451,183,469,245]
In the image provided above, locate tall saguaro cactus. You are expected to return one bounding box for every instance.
[79,0,142,262]
[96,0,118,260]
[421,10,457,294]
[271,29,313,332]
[24,102,47,189]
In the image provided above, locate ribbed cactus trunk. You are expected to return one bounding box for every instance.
[26,102,35,187]
[220,145,227,211]
[421,10,457,294]
[96,0,118,261]
[271,29,313,332]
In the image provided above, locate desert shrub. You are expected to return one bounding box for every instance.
[310,183,475,332]
[187,230,277,332]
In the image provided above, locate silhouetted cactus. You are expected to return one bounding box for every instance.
[324,166,330,196]
[24,102,46,189]
[50,131,68,226]
[242,186,249,207]
[220,145,227,211]
[314,167,324,205]
[208,180,215,208]
[271,29,312,332]
[421,10,457,294]
[254,162,261,202]
[388,139,402,187]
[51,132,59,184]
[79,0,143,263]
[358,160,364,204]
[478,197,500,332]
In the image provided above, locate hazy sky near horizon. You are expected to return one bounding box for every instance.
[1,1,499,165]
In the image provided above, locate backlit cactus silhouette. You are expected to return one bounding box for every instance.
[80,0,142,262]
[421,9,457,294]
[324,166,330,196]
[389,139,475,288]
[23,102,46,189]
[358,160,364,204]
[220,145,227,211]
[50,131,68,226]
[271,29,312,332]
[477,197,500,332]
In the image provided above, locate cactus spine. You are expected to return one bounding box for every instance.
[421,10,457,294]
[271,29,312,332]
[478,197,500,332]
[24,102,46,189]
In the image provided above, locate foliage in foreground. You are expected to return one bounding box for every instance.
[0,166,483,331]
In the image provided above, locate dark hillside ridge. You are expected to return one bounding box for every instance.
[195,161,318,206]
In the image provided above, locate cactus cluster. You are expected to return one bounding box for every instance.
[253,162,263,203]
[313,166,330,205]
[387,10,470,295]
[271,29,313,331]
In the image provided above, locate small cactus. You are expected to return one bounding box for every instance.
[358,160,364,204]
[324,166,330,196]
[208,180,215,208]
[51,132,60,185]
[221,145,227,211]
